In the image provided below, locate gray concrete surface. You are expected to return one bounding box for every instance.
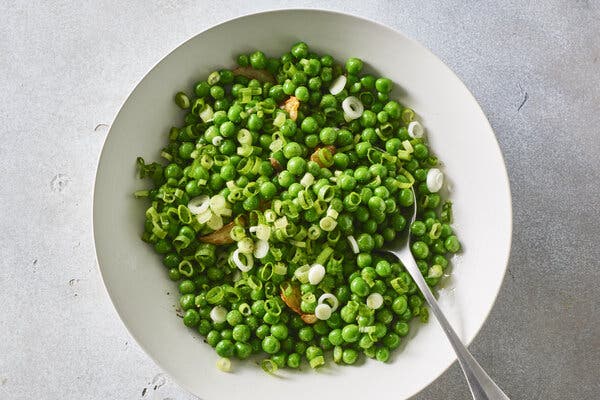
[1,1,599,399]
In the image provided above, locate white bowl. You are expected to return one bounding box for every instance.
[94,9,512,400]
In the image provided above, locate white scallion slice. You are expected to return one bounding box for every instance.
[366,293,384,310]
[199,104,214,122]
[428,264,444,278]
[188,195,210,215]
[232,249,254,272]
[308,263,326,285]
[216,357,231,372]
[255,224,271,241]
[210,306,227,323]
[264,209,276,223]
[300,172,315,187]
[426,168,444,193]
[329,75,347,95]
[197,209,213,224]
[326,207,339,220]
[407,121,424,138]
[237,237,254,254]
[315,303,332,320]
[226,180,237,190]
[319,216,337,232]
[211,136,223,146]
[253,239,269,259]
[318,293,339,311]
[273,262,287,275]
[294,264,311,284]
[347,235,359,254]
[341,96,364,120]
[206,213,223,230]
[274,216,288,229]
[209,195,227,212]
[269,138,284,152]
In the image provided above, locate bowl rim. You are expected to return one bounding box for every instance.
[93,7,513,399]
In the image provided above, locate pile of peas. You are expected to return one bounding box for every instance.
[136,42,460,372]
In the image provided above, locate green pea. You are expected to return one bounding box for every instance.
[333,153,349,169]
[294,86,309,101]
[251,300,266,317]
[360,110,377,127]
[410,221,427,236]
[215,339,234,357]
[206,330,220,347]
[237,54,249,67]
[342,348,358,364]
[163,253,180,269]
[282,142,301,159]
[219,140,236,155]
[217,122,233,139]
[445,235,461,253]
[306,345,323,361]
[338,175,356,192]
[164,163,182,179]
[258,181,276,200]
[308,76,322,91]
[413,143,429,159]
[232,324,251,342]
[255,324,270,339]
[283,79,297,95]
[350,276,369,297]
[354,166,372,182]
[298,326,314,342]
[250,50,267,69]
[367,197,386,213]
[301,116,319,134]
[261,335,281,355]
[345,57,363,74]
[179,294,195,310]
[287,156,307,175]
[356,233,375,252]
[355,254,371,269]
[392,296,408,315]
[226,310,243,326]
[359,74,374,89]
[287,353,301,368]
[398,188,414,207]
[291,42,308,58]
[375,78,392,93]
[383,101,402,119]
[247,114,263,131]
[194,81,210,97]
[375,260,392,277]
[341,324,360,343]
[168,268,180,281]
[234,342,252,359]
[292,71,307,85]
[182,309,200,327]
[328,329,344,346]
[319,127,337,145]
[270,324,289,340]
[209,85,224,100]
[412,241,430,259]
[178,280,195,294]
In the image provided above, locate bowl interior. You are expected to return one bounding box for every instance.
[94,9,511,400]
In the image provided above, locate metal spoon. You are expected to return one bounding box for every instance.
[379,187,510,400]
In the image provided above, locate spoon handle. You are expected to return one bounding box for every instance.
[395,251,510,400]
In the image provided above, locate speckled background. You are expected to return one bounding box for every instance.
[1,1,599,399]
